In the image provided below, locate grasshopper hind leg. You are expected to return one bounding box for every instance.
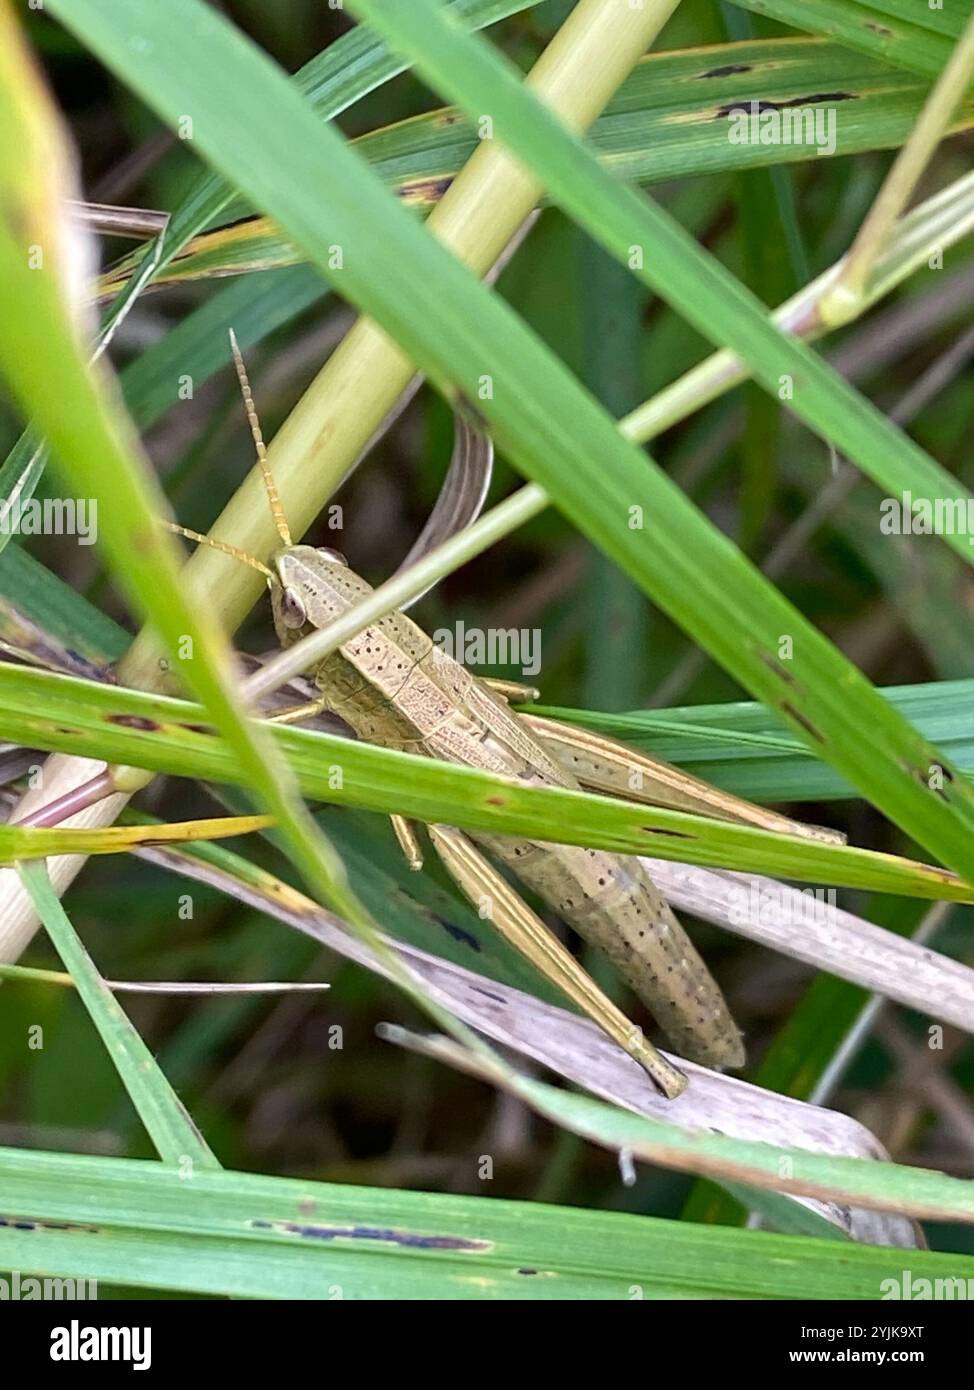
[480,833,745,1073]
[427,823,687,1098]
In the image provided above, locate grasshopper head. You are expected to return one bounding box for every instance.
[270,544,363,648]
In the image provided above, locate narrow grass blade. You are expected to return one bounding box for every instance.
[0,545,128,666]
[351,0,974,573]
[0,962,330,997]
[641,858,974,1036]
[133,828,918,1243]
[96,36,974,292]
[382,1026,974,1224]
[0,3,513,1075]
[1,814,271,861]
[730,0,974,83]
[1,1145,963,1298]
[535,677,974,803]
[0,662,970,900]
[101,0,542,304]
[17,861,218,1171]
[683,902,945,1230]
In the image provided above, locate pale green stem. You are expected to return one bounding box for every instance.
[120,0,683,691]
[820,9,974,325]
[625,169,974,443]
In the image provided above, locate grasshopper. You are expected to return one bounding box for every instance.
[158,337,841,1098]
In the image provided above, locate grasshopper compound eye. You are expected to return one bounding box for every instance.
[317,547,349,567]
[280,586,307,628]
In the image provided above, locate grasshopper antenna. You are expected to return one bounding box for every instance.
[162,521,273,579]
[228,327,293,547]
[161,329,295,578]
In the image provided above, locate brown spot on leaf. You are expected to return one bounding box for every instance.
[716,91,857,118]
[435,915,481,952]
[398,175,455,207]
[781,702,825,744]
[472,984,506,1004]
[250,1218,489,1251]
[107,713,160,731]
[757,651,797,685]
[0,1213,99,1234]
[699,63,753,79]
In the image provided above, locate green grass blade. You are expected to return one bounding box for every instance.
[730,0,974,83]
[110,0,541,300]
[137,800,560,999]
[366,34,974,188]
[353,0,974,572]
[0,267,327,665]
[0,1,538,520]
[683,898,934,1227]
[0,432,44,560]
[0,15,345,929]
[0,543,128,665]
[3,1145,967,1298]
[0,266,328,571]
[121,266,330,431]
[17,861,218,1171]
[99,35,974,290]
[380,1026,974,1226]
[96,35,972,291]
[0,663,969,902]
